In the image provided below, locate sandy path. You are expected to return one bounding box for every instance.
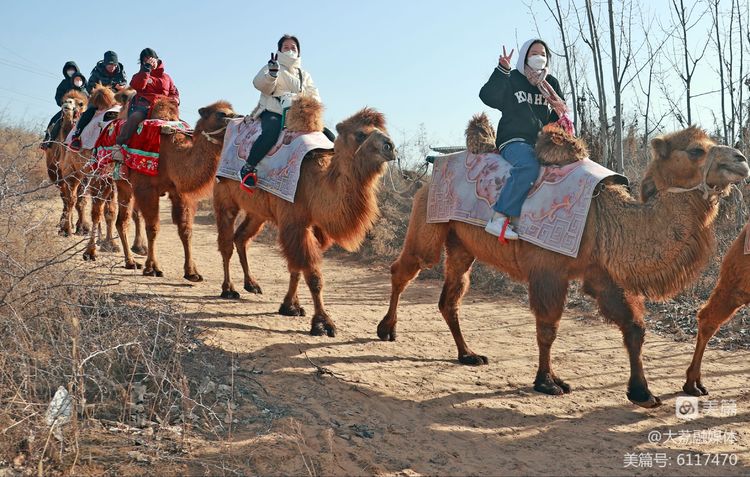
[82,197,748,476]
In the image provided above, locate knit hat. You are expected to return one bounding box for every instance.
[139,48,158,63]
[103,50,118,65]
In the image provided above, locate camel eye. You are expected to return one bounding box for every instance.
[354,131,367,144]
[688,148,705,159]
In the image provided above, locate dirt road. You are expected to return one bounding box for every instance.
[83,197,749,476]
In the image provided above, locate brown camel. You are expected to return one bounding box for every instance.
[118,100,239,277]
[59,85,126,237]
[683,226,750,396]
[213,97,396,336]
[377,116,749,408]
[43,90,87,234]
[77,87,148,262]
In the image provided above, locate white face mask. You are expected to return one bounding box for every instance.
[527,54,547,70]
[66,69,76,77]
[281,49,298,59]
[73,79,83,87]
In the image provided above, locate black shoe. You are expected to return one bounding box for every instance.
[239,164,258,194]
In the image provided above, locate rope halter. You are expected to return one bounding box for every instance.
[665,149,720,200]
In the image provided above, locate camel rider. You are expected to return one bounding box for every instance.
[480,38,568,240]
[69,50,127,151]
[40,61,88,150]
[239,34,334,192]
[115,48,180,147]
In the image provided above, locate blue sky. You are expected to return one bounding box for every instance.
[0,1,731,149]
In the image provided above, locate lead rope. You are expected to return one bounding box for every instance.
[665,153,719,200]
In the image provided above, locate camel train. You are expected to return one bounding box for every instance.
[49,87,749,408]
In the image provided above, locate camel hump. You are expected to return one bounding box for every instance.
[286,96,325,133]
[114,87,136,106]
[151,97,180,121]
[535,124,589,166]
[465,113,496,154]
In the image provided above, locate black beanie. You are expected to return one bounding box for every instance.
[139,48,158,63]
[103,50,118,65]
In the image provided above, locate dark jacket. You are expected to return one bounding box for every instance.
[54,61,87,106]
[479,67,564,148]
[86,60,127,94]
[130,60,180,105]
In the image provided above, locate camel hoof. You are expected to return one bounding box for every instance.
[627,389,662,408]
[459,354,489,366]
[75,226,91,236]
[682,381,708,397]
[184,273,203,282]
[125,261,143,270]
[377,319,396,341]
[244,282,263,294]
[279,302,306,317]
[83,251,96,261]
[143,268,163,277]
[131,245,148,256]
[58,229,70,237]
[310,317,336,338]
[99,242,120,253]
[534,375,571,395]
[220,290,241,300]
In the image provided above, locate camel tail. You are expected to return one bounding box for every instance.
[465,113,496,154]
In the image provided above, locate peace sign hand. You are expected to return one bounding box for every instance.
[498,46,514,70]
[268,53,279,78]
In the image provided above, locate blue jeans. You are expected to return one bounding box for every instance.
[492,141,539,217]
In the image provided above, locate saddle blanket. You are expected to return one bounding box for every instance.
[216,116,334,203]
[427,150,626,257]
[90,118,190,176]
[65,106,122,150]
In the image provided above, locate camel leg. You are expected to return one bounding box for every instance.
[438,233,485,365]
[684,286,749,396]
[74,180,90,236]
[83,189,104,261]
[170,193,201,282]
[528,271,571,395]
[278,225,332,335]
[137,188,163,277]
[583,268,660,408]
[99,185,119,253]
[377,189,447,341]
[131,207,148,256]
[115,182,141,270]
[279,272,305,316]
[216,201,241,299]
[235,215,265,295]
[58,178,75,237]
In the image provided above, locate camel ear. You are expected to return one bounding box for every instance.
[198,107,208,119]
[651,137,669,160]
[335,121,345,135]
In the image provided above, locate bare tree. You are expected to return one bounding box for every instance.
[711,0,728,142]
[542,0,580,131]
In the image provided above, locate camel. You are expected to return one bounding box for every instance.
[73,86,149,262]
[43,90,87,234]
[117,100,239,278]
[213,97,396,337]
[683,226,750,396]
[376,115,749,408]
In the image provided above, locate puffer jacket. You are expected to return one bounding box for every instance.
[129,60,180,105]
[55,61,87,106]
[86,61,127,94]
[251,52,320,118]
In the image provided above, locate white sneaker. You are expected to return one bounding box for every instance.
[484,213,519,240]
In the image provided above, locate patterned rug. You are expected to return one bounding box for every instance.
[427,150,627,257]
[216,116,334,202]
[65,106,122,150]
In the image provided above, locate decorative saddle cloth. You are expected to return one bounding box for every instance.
[216,116,334,203]
[427,150,627,257]
[65,106,122,150]
[90,118,191,177]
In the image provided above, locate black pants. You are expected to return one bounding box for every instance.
[245,111,283,169]
[73,105,97,136]
[44,110,63,142]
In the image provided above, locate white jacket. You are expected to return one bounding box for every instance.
[251,52,321,118]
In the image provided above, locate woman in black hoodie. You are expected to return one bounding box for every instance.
[41,61,87,149]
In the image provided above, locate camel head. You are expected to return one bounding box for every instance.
[334,108,395,177]
[195,101,239,142]
[535,124,588,166]
[465,113,497,154]
[89,83,116,112]
[61,90,87,124]
[641,126,749,201]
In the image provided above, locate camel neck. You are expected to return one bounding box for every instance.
[165,129,223,196]
[596,186,718,300]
